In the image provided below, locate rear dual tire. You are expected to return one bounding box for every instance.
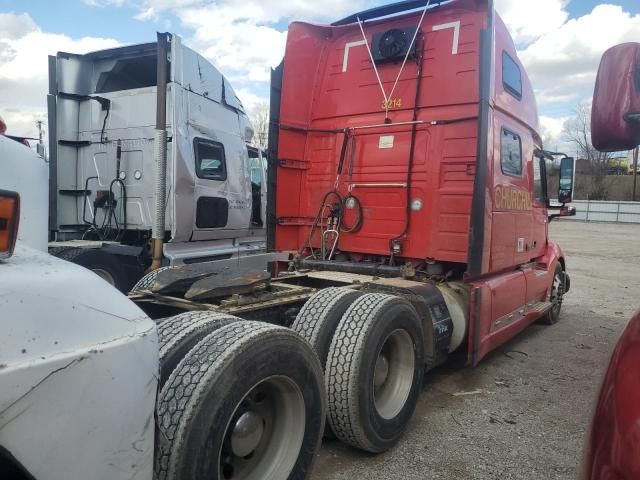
[156,310,240,387]
[325,293,425,453]
[293,290,425,453]
[52,247,141,293]
[156,320,325,480]
[291,287,363,438]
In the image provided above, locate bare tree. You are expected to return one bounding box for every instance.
[562,102,611,199]
[250,102,270,149]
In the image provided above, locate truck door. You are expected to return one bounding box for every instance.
[171,41,253,242]
[489,122,533,271]
[189,130,252,241]
[522,153,553,304]
[529,153,548,259]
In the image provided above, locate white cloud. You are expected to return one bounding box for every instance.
[1,108,47,140]
[134,7,158,21]
[495,0,570,45]
[540,115,568,140]
[0,12,119,137]
[0,12,38,40]
[495,3,640,110]
[180,5,288,83]
[539,115,573,152]
[135,0,371,24]
[129,0,374,84]
[82,0,127,7]
[235,88,268,115]
[1,31,120,81]
[520,5,640,108]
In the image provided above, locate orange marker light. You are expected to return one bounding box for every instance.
[0,190,20,259]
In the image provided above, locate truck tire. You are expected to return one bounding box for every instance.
[130,266,172,293]
[539,263,566,325]
[291,287,363,368]
[156,321,325,480]
[291,287,362,439]
[157,311,241,387]
[53,247,136,293]
[325,293,425,453]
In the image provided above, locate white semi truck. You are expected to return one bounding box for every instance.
[0,120,325,480]
[47,33,270,292]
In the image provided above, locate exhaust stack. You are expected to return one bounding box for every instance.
[150,32,170,271]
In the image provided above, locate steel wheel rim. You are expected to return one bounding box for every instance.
[550,271,564,316]
[219,375,306,480]
[373,328,415,420]
[92,268,115,286]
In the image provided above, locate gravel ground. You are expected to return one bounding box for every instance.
[313,220,640,480]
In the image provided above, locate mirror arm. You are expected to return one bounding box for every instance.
[537,149,569,160]
[548,204,577,222]
[548,212,562,222]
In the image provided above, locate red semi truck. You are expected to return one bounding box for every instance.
[133,0,576,456]
[582,42,640,480]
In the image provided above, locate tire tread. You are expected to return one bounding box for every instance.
[325,293,401,451]
[155,321,324,480]
[157,311,240,386]
[291,287,362,367]
[131,266,172,293]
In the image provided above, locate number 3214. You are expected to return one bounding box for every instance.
[382,98,402,109]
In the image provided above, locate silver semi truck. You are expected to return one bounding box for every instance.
[47,33,269,292]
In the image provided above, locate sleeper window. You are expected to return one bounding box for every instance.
[501,129,522,177]
[195,138,226,181]
[502,51,522,99]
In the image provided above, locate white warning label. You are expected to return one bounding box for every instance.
[379,135,394,149]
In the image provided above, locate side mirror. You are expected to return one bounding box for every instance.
[558,157,575,204]
[591,43,640,152]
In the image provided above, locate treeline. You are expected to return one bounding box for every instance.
[547,173,638,201]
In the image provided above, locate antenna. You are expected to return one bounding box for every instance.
[36,120,45,144]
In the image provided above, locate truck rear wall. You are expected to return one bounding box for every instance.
[275,1,486,264]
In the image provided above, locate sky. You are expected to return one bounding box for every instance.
[1,0,639,153]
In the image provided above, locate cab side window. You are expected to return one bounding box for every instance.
[248,153,262,186]
[195,138,226,180]
[533,156,545,203]
[501,129,522,177]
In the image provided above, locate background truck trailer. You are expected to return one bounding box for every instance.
[0,120,325,480]
[47,33,270,292]
[131,0,576,455]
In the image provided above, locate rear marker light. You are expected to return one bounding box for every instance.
[0,190,20,260]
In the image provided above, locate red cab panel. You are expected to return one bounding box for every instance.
[583,312,640,480]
